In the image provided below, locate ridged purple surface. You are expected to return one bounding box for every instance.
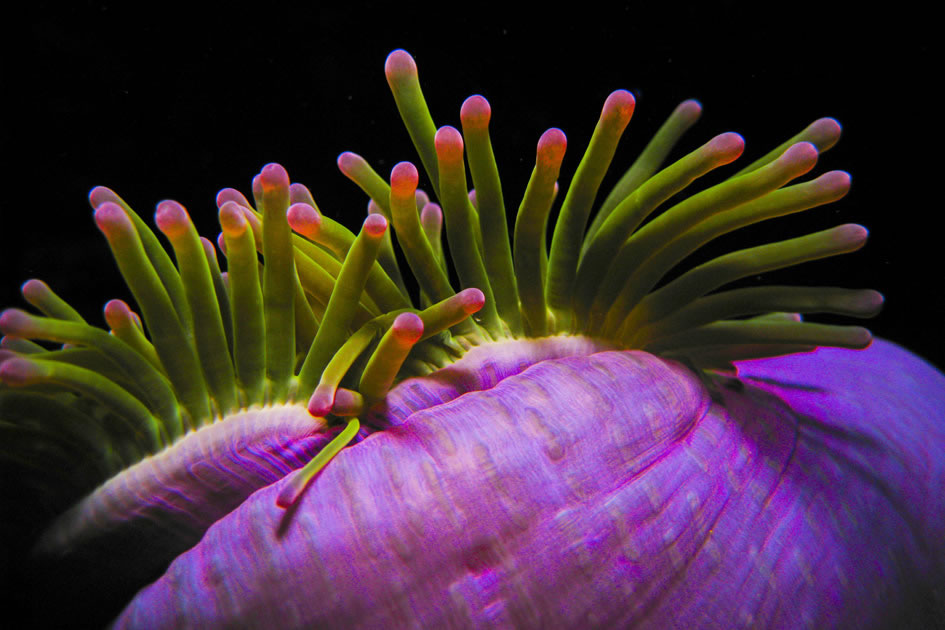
[33,405,342,616]
[366,336,614,427]
[111,340,945,628]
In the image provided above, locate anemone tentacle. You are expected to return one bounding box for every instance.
[1,43,876,556]
[3,47,928,630]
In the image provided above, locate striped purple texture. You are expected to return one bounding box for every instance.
[109,339,945,628]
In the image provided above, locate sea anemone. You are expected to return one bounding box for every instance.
[2,48,943,628]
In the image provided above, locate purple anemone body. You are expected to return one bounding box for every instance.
[5,47,944,630]
[109,338,945,629]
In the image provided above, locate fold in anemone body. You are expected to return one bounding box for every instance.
[2,49,943,629]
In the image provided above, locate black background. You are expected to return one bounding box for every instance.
[2,2,943,626]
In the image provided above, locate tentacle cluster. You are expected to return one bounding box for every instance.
[1,49,880,516]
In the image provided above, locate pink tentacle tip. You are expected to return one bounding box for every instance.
[20,279,49,302]
[675,99,703,122]
[391,312,424,344]
[860,290,885,315]
[362,213,388,237]
[330,388,363,416]
[707,132,746,163]
[218,201,249,236]
[337,152,365,177]
[275,487,295,510]
[94,202,134,238]
[289,183,315,205]
[537,128,567,168]
[215,188,251,210]
[154,200,191,239]
[808,117,843,150]
[260,163,290,192]
[287,203,321,239]
[307,383,336,418]
[434,126,464,161]
[817,170,853,196]
[420,203,442,227]
[839,223,869,245]
[460,95,491,130]
[0,357,43,387]
[385,49,418,81]
[602,89,636,125]
[850,327,873,348]
[88,186,120,209]
[216,233,227,256]
[0,309,30,337]
[780,141,819,173]
[104,299,131,325]
[459,288,486,314]
[391,162,419,195]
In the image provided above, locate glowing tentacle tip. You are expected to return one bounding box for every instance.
[0,356,46,387]
[289,183,318,208]
[215,188,252,210]
[20,278,85,323]
[88,185,120,209]
[384,49,417,82]
[847,326,873,348]
[707,132,746,163]
[601,89,636,128]
[154,200,191,239]
[218,201,249,237]
[855,289,885,316]
[94,202,135,239]
[674,98,703,123]
[260,163,290,192]
[460,95,491,129]
[836,223,869,248]
[359,312,425,402]
[329,388,365,417]
[286,203,321,240]
[391,161,420,194]
[458,287,486,314]
[817,170,853,197]
[20,279,51,306]
[391,311,424,344]
[537,128,567,168]
[777,141,819,175]
[807,117,843,151]
[336,152,366,179]
[363,213,388,237]
[0,309,39,338]
[434,126,464,163]
[420,203,442,228]
[104,299,142,331]
[307,383,335,418]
